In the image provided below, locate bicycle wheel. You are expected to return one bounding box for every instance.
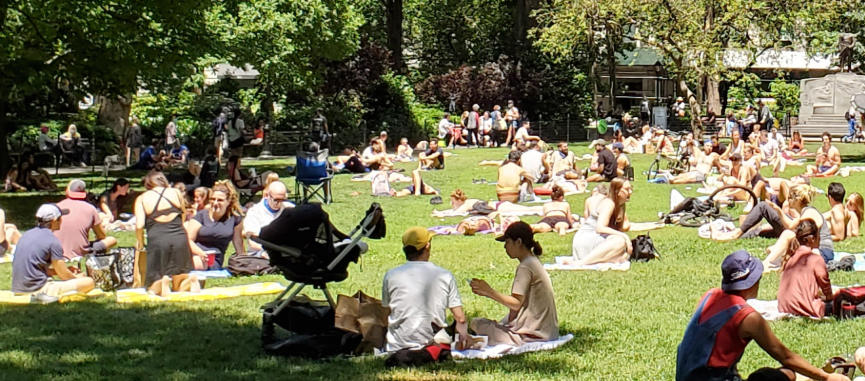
[647,160,660,180]
[678,213,710,228]
[708,184,758,210]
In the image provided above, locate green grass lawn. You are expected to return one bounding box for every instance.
[2,142,865,380]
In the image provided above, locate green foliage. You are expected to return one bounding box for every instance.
[768,78,800,117]
[725,72,763,112]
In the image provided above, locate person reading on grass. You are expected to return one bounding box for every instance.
[497,151,535,203]
[570,177,632,265]
[12,204,95,304]
[806,132,841,177]
[419,138,444,170]
[134,171,199,296]
[530,185,576,236]
[469,221,558,346]
[382,227,469,351]
[777,220,835,320]
[786,130,807,156]
[586,139,616,183]
[186,181,245,270]
[55,179,118,259]
[822,182,850,242]
[676,250,850,381]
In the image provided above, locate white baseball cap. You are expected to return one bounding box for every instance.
[590,139,607,149]
[36,203,70,222]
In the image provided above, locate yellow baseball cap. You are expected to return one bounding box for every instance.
[402,226,435,251]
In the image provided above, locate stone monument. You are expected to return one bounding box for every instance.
[799,73,865,123]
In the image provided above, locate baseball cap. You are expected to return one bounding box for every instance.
[36,203,70,222]
[402,226,435,251]
[66,179,87,199]
[590,139,606,149]
[495,221,535,244]
[612,142,624,151]
[721,250,763,291]
[380,131,388,136]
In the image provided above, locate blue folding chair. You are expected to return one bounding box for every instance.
[295,149,333,204]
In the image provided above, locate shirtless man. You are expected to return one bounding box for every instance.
[824,182,850,242]
[806,132,841,177]
[760,175,809,206]
[550,142,580,180]
[669,142,718,184]
[496,151,534,203]
[612,142,630,178]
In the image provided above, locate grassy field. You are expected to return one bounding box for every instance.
[2,142,865,380]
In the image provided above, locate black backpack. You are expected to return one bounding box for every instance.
[227,255,277,276]
[630,234,661,262]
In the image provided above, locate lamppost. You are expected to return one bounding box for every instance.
[258,121,273,160]
[654,61,663,101]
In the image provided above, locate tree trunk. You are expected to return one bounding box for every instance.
[706,77,722,116]
[606,26,617,112]
[0,100,10,176]
[385,0,405,73]
[96,94,132,136]
[678,78,702,134]
[514,0,540,53]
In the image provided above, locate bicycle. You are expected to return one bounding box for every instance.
[646,152,689,181]
[664,184,759,228]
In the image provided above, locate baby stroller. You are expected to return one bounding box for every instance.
[251,202,386,346]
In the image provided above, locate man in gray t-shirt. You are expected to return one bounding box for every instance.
[11,204,94,300]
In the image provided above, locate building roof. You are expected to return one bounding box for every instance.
[203,64,259,85]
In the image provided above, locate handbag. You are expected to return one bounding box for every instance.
[84,247,136,291]
[334,291,390,353]
[630,234,661,262]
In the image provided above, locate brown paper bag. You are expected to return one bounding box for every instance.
[334,291,390,352]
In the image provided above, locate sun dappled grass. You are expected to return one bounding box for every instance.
[2,142,865,380]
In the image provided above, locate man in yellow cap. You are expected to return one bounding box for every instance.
[381,227,469,352]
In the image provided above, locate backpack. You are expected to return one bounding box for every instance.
[371,172,391,196]
[836,286,865,319]
[84,247,136,291]
[630,234,661,262]
[227,255,277,276]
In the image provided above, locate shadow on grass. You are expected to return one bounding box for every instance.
[0,301,595,380]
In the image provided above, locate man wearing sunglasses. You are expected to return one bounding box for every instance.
[242,181,294,256]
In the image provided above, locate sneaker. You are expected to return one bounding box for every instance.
[30,293,59,305]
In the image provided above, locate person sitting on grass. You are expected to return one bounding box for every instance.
[186,181,245,270]
[18,152,57,191]
[806,132,841,178]
[823,182,851,242]
[585,139,616,183]
[720,130,745,161]
[497,151,535,202]
[362,138,394,171]
[334,146,367,174]
[676,250,849,381]
[382,227,469,351]
[55,180,118,260]
[469,221,558,346]
[531,185,576,236]
[612,142,630,178]
[169,141,190,166]
[520,141,549,183]
[242,181,293,258]
[844,192,863,238]
[713,184,824,244]
[396,138,413,162]
[392,169,439,197]
[571,177,632,265]
[228,155,272,191]
[777,220,835,320]
[786,130,808,156]
[12,204,95,304]
[419,138,445,170]
[715,153,759,202]
[99,178,131,224]
[0,207,22,258]
[757,130,784,177]
[550,142,581,180]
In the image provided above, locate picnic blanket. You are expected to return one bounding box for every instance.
[544,257,631,271]
[189,270,233,279]
[0,289,109,305]
[629,222,665,232]
[746,299,795,322]
[428,225,495,235]
[451,334,574,360]
[833,252,865,271]
[115,282,285,304]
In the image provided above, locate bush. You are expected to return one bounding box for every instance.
[768,78,800,117]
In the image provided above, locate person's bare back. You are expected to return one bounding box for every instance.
[498,163,528,189]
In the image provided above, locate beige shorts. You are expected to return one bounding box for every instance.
[471,318,523,346]
[23,279,85,297]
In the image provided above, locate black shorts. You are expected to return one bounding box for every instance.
[229,137,245,149]
[539,216,570,228]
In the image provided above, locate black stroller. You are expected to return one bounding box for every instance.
[251,202,385,348]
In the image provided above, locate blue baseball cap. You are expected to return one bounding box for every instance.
[721,250,763,291]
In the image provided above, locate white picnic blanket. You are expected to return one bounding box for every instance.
[746,299,795,322]
[544,257,631,271]
[452,334,574,360]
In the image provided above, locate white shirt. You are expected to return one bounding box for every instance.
[382,261,462,351]
[361,146,375,161]
[437,119,451,139]
[760,139,779,160]
[242,199,293,238]
[165,122,177,145]
[515,127,530,142]
[772,132,786,149]
[520,149,544,180]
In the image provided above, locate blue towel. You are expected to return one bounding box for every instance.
[190,270,233,278]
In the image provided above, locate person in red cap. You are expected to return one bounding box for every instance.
[54,179,117,260]
[469,221,558,346]
[676,250,849,381]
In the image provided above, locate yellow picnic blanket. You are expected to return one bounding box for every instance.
[0,289,109,305]
[115,282,285,304]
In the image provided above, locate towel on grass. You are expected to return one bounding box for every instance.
[428,225,495,235]
[451,334,574,360]
[746,299,795,322]
[189,270,233,279]
[544,257,631,271]
[629,222,665,232]
[115,282,285,304]
[0,289,108,305]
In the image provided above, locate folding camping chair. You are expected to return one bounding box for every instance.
[295,148,333,204]
[251,203,386,344]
